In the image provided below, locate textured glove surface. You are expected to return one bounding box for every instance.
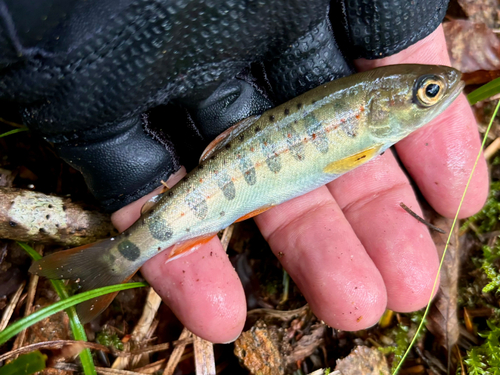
[0,0,447,211]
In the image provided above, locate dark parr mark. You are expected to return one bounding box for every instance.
[216,172,236,200]
[297,103,302,109]
[185,192,208,219]
[283,124,305,161]
[261,138,281,173]
[238,153,256,185]
[254,126,261,133]
[284,108,290,115]
[148,217,173,241]
[305,114,329,154]
[118,240,141,262]
[269,115,275,122]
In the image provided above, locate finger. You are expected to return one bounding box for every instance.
[255,186,387,331]
[327,151,439,312]
[141,236,247,343]
[112,168,246,343]
[355,26,488,218]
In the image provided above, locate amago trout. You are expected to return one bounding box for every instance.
[30,64,464,322]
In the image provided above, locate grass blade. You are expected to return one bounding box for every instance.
[16,242,97,375]
[0,128,28,138]
[0,351,46,375]
[392,99,500,374]
[468,77,500,105]
[0,278,147,346]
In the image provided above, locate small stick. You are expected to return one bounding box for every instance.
[163,328,193,375]
[400,202,446,234]
[485,137,500,160]
[11,245,43,358]
[0,281,25,331]
[193,335,216,375]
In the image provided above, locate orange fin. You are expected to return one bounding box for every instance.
[29,238,140,323]
[235,206,273,223]
[323,145,382,174]
[167,233,218,262]
[200,115,260,162]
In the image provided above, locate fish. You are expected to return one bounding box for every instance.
[29,64,464,323]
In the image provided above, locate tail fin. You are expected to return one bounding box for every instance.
[29,238,138,323]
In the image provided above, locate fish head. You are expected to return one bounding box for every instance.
[366,64,464,144]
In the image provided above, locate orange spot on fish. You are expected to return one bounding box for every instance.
[264,141,268,146]
[235,205,274,222]
[355,114,360,119]
[250,147,255,152]
[341,119,346,123]
[312,133,317,139]
[199,178,203,183]
[356,316,363,323]
[287,133,291,138]
[360,106,365,112]
[180,212,185,216]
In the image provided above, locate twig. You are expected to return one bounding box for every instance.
[0,339,171,362]
[247,304,309,320]
[133,359,167,374]
[193,335,216,375]
[54,362,152,374]
[0,281,25,331]
[11,245,43,358]
[220,224,234,251]
[112,287,162,370]
[400,202,446,234]
[0,187,117,246]
[485,137,500,160]
[163,328,193,375]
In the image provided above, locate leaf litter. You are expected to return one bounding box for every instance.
[3,3,500,374]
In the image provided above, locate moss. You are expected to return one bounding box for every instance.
[461,182,500,233]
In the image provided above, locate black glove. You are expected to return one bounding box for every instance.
[0,0,448,211]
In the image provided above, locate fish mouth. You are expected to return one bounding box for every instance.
[443,79,465,108]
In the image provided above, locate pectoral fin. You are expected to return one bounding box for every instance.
[200,115,260,162]
[323,145,382,175]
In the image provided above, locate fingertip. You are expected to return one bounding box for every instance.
[397,95,489,219]
[141,238,246,343]
[310,275,387,331]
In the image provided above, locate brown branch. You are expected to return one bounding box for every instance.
[0,187,117,246]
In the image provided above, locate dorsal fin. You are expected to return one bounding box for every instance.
[200,115,260,162]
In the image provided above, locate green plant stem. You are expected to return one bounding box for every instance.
[0,127,28,138]
[392,99,500,374]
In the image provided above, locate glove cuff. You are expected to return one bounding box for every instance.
[56,115,181,212]
[330,0,449,60]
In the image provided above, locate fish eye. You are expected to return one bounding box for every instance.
[413,75,446,107]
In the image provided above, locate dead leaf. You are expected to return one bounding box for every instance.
[284,323,326,365]
[425,214,460,352]
[444,20,500,73]
[334,346,390,375]
[457,0,500,28]
[234,320,284,375]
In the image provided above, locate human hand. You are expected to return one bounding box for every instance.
[115,27,488,343]
[1,0,487,343]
